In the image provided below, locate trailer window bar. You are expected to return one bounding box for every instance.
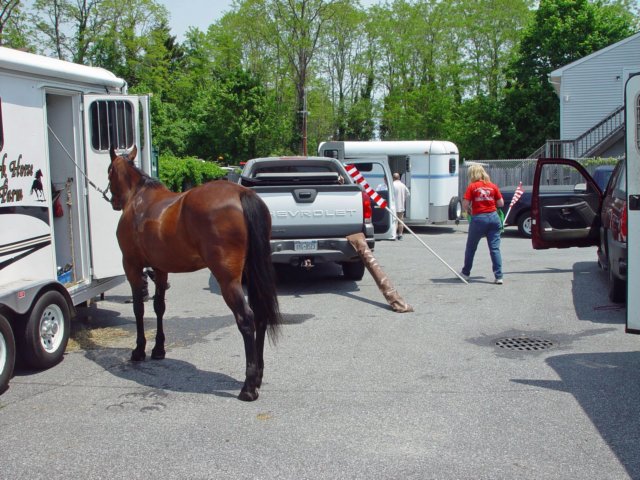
[89,100,134,151]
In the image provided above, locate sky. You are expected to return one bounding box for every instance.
[158,0,380,41]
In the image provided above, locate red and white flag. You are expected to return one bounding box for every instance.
[509,182,524,208]
[345,164,388,209]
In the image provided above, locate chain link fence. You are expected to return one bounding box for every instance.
[459,158,618,194]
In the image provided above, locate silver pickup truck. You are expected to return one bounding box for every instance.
[239,156,375,280]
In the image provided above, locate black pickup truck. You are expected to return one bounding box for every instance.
[500,165,614,238]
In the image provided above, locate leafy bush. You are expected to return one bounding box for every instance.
[158,153,228,192]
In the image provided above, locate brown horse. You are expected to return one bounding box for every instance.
[107,146,280,401]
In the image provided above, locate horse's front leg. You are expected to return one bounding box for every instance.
[126,267,147,361]
[130,285,147,361]
[150,269,168,360]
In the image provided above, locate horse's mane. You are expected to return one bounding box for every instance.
[124,159,164,190]
[139,172,164,189]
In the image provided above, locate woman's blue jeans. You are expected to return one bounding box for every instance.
[462,211,503,279]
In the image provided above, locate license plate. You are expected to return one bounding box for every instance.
[294,240,318,251]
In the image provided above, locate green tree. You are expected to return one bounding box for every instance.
[0,0,31,49]
[374,0,462,140]
[499,0,637,158]
[187,68,277,163]
[318,1,373,140]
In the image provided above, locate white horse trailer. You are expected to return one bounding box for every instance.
[318,141,462,228]
[0,47,152,393]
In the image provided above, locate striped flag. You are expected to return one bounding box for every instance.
[509,182,524,208]
[345,164,388,209]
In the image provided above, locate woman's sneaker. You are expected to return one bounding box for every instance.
[495,278,503,285]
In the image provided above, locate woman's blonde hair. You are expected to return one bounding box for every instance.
[467,164,491,183]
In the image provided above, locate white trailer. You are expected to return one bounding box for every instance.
[0,47,152,393]
[318,141,462,228]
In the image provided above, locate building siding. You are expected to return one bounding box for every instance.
[557,35,640,140]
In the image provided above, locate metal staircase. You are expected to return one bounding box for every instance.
[529,105,625,158]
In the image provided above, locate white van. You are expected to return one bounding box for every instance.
[319,141,461,239]
[0,47,153,393]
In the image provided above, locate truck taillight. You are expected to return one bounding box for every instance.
[362,192,372,222]
[621,201,628,241]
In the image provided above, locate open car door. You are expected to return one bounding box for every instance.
[343,159,396,240]
[531,158,603,250]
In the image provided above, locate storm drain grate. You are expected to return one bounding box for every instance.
[495,337,554,351]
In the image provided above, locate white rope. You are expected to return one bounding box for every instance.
[386,207,468,284]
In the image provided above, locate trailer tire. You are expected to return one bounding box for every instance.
[448,197,462,220]
[0,313,16,395]
[342,261,366,281]
[19,290,70,370]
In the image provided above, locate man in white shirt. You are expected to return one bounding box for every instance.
[392,172,410,239]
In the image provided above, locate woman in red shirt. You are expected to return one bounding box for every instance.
[461,164,505,284]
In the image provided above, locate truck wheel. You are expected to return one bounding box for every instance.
[342,261,365,281]
[0,313,16,394]
[19,290,70,370]
[608,256,625,304]
[517,211,532,238]
[448,197,462,220]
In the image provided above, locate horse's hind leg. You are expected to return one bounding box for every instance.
[150,269,169,360]
[255,321,267,388]
[218,279,259,401]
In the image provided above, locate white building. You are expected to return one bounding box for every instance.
[544,31,640,158]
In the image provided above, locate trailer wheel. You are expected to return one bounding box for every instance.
[0,313,16,394]
[342,261,366,281]
[20,290,70,370]
[448,197,462,220]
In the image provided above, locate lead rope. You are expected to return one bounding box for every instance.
[47,126,112,203]
[65,178,77,283]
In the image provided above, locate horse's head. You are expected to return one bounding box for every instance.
[108,145,138,211]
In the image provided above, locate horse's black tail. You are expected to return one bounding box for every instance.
[240,190,281,341]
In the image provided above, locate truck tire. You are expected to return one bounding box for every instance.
[342,261,365,281]
[19,290,70,370]
[0,313,16,394]
[448,197,462,220]
[517,210,532,238]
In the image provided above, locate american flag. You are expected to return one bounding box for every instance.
[509,182,524,208]
[345,164,388,209]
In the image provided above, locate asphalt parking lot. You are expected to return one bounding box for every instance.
[1,223,638,480]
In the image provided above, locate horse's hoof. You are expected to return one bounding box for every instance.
[238,389,259,402]
[131,350,146,361]
[151,348,165,360]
